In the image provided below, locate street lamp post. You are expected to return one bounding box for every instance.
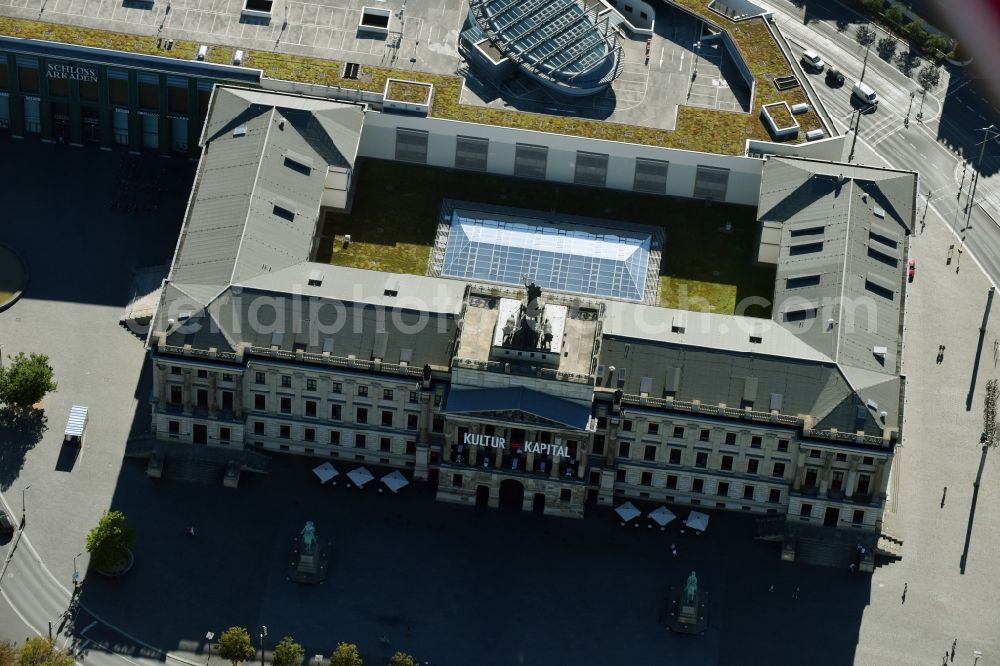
[206,632,215,665]
[260,626,267,666]
[687,41,701,100]
[848,104,876,162]
[21,484,31,527]
[905,91,915,127]
[917,88,927,121]
[860,41,871,82]
[72,552,82,593]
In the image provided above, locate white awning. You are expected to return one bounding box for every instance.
[381,470,410,493]
[347,466,375,488]
[685,510,710,532]
[648,505,677,527]
[312,462,338,484]
[65,405,88,437]
[614,501,641,523]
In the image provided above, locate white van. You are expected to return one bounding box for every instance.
[852,81,879,109]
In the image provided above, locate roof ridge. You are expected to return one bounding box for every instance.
[228,106,277,286]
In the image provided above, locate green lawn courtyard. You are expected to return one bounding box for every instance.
[316,160,775,316]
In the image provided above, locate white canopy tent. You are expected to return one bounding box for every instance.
[381,470,410,493]
[648,505,677,527]
[312,462,338,484]
[615,501,641,523]
[685,510,710,533]
[347,466,375,488]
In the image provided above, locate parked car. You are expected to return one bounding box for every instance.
[801,49,825,71]
[908,258,916,281]
[0,509,15,535]
[826,66,845,86]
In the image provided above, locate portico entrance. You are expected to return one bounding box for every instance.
[498,479,525,511]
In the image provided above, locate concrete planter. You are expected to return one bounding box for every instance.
[760,102,799,139]
[94,548,135,578]
[383,78,433,115]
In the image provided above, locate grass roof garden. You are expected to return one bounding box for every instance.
[385,79,432,105]
[0,4,822,156]
[314,159,775,316]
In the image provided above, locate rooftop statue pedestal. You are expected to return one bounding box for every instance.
[665,571,709,634]
[286,520,331,584]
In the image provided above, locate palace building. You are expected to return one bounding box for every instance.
[146,83,915,540]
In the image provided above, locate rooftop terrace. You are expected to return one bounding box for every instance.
[0,0,822,155]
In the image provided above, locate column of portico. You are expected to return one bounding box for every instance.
[414,391,433,480]
[577,440,586,479]
[233,373,244,418]
[793,458,806,491]
[872,458,889,500]
[153,366,166,407]
[818,452,833,497]
[550,439,562,478]
[468,424,478,465]
[495,428,505,469]
[182,369,192,415]
[845,456,860,499]
[208,373,218,417]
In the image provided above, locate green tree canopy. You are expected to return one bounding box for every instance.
[328,643,362,666]
[917,64,941,91]
[217,628,256,666]
[0,640,17,666]
[271,637,304,666]
[15,638,74,666]
[884,2,904,27]
[386,653,416,666]
[85,510,135,571]
[0,352,56,411]
[856,24,876,47]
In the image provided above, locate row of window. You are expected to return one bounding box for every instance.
[618,467,783,504]
[250,419,417,453]
[617,420,786,449]
[253,370,421,403]
[393,128,730,199]
[250,396,421,430]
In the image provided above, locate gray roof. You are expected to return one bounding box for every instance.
[168,86,364,289]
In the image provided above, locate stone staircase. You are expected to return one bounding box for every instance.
[874,532,904,562]
[125,435,272,483]
[792,532,860,569]
[166,455,227,485]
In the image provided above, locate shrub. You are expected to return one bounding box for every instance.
[0,352,56,411]
[883,2,904,27]
[272,637,304,666]
[217,628,256,666]
[85,511,135,572]
[328,644,362,666]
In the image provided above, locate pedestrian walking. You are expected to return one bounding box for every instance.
[768,584,774,593]
[671,544,677,558]
[943,651,949,665]
[849,563,856,574]
[902,582,908,604]
[952,639,957,661]
[941,486,948,508]
[792,586,799,599]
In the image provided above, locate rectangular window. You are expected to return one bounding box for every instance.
[863,456,874,465]
[644,445,656,462]
[785,274,822,289]
[356,408,368,424]
[305,400,317,418]
[381,410,393,427]
[168,420,179,434]
[254,421,265,435]
[743,485,755,500]
[281,375,292,388]
[672,426,684,439]
[513,143,548,179]
[856,474,872,495]
[669,448,682,465]
[721,455,733,471]
[574,151,609,187]
[48,74,69,98]
[383,389,394,401]
[633,158,669,194]
[273,204,295,222]
[692,478,704,493]
[646,423,659,436]
[592,435,605,455]
[355,434,366,448]
[725,432,737,445]
[280,397,291,414]
[695,452,708,468]
[452,474,463,487]
[618,442,630,458]
[777,439,789,453]
[560,488,572,502]
[622,419,633,432]
[666,475,678,489]
[407,413,419,430]
[329,430,341,445]
[409,391,419,404]
[380,437,391,452]
[306,379,317,392]
[168,84,188,114]
[395,128,429,163]
[699,429,710,442]
[219,427,231,442]
[108,76,128,105]
[768,488,781,503]
[835,453,847,462]
[640,471,652,486]
[772,462,786,478]
[330,404,342,420]
[455,135,489,171]
[615,468,626,483]
[169,385,182,404]
[693,165,730,200]
[331,382,343,394]
[717,482,729,497]
[254,394,266,410]
[357,385,369,397]
[255,372,266,385]
[751,436,762,448]
[279,425,291,439]
[747,459,759,474]
[800,503,813,517]
[852,510,865,525]
[304,428,315,442]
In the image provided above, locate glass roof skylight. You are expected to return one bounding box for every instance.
[442,209,652,301]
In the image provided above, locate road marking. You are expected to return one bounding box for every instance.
[81,620,99,634]
[966,105,976,113]
[679,52,684,71]
[919,153,928,159]
[75,639,93,657]
[659,47,663,68]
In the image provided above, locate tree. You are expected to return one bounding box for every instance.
[387,654,416,666]
[85,510,135,572]
[877,35,897,60]
[0,640,17,666]
[0,352,56,412]
[328,643,362,666]
[271,637,304,666]
[856,24,876,47]
[923,33,951,59]
[860,0,883,12]
[217,628,256,666]
[15,638,74,666]
[918,64,941,92]
[883,2,904,28]
[905,19,928,45]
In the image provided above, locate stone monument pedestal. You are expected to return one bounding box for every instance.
[286,536,332,584]
[664,586,709,634]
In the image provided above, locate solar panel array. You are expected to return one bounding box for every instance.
[476,0,613,81]
[442,210,651,301]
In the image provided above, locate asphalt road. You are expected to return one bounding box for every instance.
[763,0,1000,284]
